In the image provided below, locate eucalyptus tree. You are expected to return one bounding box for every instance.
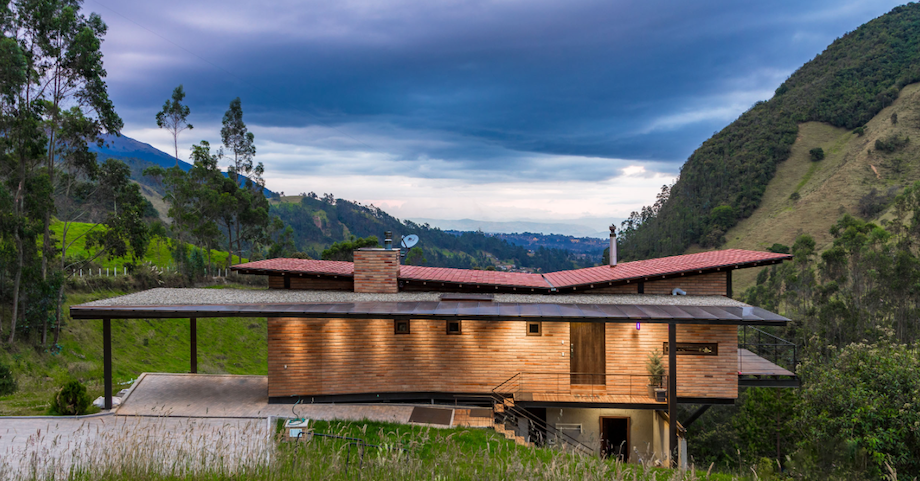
[0,0,124,344]
[220,97,258,261]
[156,85,193,167]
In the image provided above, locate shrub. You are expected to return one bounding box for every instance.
[645,350,664,386]
[50,380,92,415]
[858,187,898,218]
[853,126,865,136]
[0,363,17,396]
[789,192,801,201]
[875,134,910,153]
[767,243,790,254]
[891,112,898,124]
[809,147,825,161]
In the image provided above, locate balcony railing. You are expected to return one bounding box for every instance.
[739,326,797,376]
[493,372,669,403]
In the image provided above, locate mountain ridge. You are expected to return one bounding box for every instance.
[618,3,920,261]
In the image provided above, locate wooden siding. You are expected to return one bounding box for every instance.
[267,318,738,400]
[641,271,727,296]
[580,283,638,294]
[268,275,354,290]
[605,323,737,399]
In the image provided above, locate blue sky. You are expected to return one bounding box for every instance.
[92,0,906,232]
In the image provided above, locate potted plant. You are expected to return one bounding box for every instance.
[645,349,666,401]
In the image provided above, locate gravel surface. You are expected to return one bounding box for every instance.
[81,288,747,307]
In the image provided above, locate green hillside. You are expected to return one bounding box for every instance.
[691,81,920,293]
[619,3,920,261]
[49,220,243,271]
[271,196,592,272]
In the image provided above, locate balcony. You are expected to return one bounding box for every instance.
[493,373,669,405]
[738,326,799,388]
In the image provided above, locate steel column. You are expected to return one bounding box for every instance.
[190,318,198,374]
[103,318,112,410]
[668,322,677,467]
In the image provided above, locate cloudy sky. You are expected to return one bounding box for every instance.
[91,0,905,232]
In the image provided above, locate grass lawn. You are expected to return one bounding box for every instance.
[50,220,245,271]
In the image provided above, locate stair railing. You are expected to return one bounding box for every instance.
[490,374,595,455]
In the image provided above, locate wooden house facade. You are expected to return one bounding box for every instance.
[71,236,796,465]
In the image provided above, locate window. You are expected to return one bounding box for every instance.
[394,320,410,334]
[527,321,542,336]
[662,342,718,356]
[446,320,462,335]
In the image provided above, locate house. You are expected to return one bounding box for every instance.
[71,228,797,465]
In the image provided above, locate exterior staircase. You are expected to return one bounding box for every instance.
[488,378,594,454]
[491,397,531,447]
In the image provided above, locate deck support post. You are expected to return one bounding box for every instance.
[190,318,198,374]
[103,318,112,410]
[668,322,677,467]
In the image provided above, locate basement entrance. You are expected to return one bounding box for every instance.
[570,322,605,385]
[600,417,629,460]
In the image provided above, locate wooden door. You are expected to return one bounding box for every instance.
[570,322,606,385]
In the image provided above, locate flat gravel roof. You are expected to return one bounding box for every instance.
[79,288,748,307]
[71,288,788,325]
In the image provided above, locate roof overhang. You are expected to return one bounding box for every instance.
[70,301,789,326]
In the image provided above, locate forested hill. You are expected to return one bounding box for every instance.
[618,4,920,261]
[91,134,277,198]
[271,196,592,271]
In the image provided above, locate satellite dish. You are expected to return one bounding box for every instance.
[401,234,419,249]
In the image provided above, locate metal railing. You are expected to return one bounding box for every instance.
[739,326,797,375]
[493,372,669,402]
[489,372,671,456]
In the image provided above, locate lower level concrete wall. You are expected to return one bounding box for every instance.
[549,407,669,465]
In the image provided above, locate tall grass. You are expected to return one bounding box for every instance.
[0,418,740,481]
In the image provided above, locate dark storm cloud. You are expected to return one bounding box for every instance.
[95,0,906,181]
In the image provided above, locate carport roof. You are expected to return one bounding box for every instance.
[70,288,788,325]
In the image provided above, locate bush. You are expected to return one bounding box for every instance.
[853,126,865,136]
[789,192,801,201]
[858,187,898,218]
[796,341,920,477]
[50,380,92,415]
[891,112,898,124]
[767,243,790,254]
[809,147,825,161]
[0,363,17,396]
[875,134,910,153]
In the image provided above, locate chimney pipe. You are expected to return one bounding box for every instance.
[609,224,617,266]
[384,231,393,250]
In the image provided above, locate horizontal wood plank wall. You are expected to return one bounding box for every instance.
[268,318,569,397]
[268,318,737,400]
[605,323,737,399]
[641,271,727,296]
[290,277,354,290]
[268,275,354,290]
[579,284,638,294]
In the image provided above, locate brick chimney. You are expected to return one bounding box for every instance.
[353,231,400,293]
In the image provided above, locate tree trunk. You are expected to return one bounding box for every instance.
[8,233,23,344]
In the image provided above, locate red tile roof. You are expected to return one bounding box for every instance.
[232,258,354,276]
[233,249,791,290]
[543,249,791,288]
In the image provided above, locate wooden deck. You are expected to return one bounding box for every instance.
[738,348,794,376]
[517,392,664,405]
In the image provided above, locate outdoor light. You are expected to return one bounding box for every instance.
[636,322,641,331]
